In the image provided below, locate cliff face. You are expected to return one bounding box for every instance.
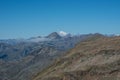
[33,36,120,80]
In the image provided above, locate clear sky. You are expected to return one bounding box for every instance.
[0,0,120,39]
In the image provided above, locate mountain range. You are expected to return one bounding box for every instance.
[0,32,119,80]
[33,35,120,80]
[0,32,99,80]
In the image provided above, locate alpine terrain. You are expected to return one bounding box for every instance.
[0,32,100,80]
[32,35,120,80]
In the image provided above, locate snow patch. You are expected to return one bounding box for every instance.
[58,31,68,36]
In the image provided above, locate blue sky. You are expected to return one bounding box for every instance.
[0,0,120,39]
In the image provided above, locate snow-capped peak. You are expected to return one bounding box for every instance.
[58,31,68,36]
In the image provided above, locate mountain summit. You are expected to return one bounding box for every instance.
[46,32,62,39]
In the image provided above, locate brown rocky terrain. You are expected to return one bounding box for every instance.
[0,33,99,80]
[33,36,120,80]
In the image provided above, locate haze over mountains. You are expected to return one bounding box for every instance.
[0,0,120,80]
[0,31,96,61]
[0,31,68,42]
[0,32,120,80]
[0,32,99,80]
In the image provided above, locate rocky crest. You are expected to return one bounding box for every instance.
[33,36,120,80]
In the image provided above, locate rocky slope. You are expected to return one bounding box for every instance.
[0,32,100,80]
[33,36,120,80]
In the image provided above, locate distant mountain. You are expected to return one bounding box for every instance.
[28,37,50,42]
[46,32,62,39]
[0,32,106,80]
[0,39,27,45]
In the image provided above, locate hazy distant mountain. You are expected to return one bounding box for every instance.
[46,32,62,39]
[0,32,106,80]
[0,32,100,61]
